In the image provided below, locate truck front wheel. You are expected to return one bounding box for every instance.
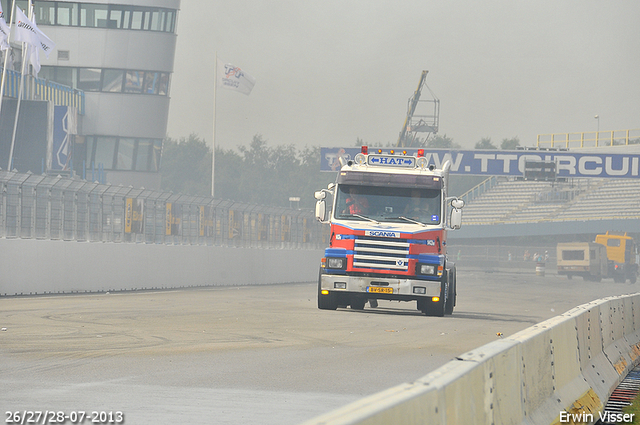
[422,280,447,317]
[350,297,366,310]
[444,268,456,316]
[317,269,338,310]
[422,296,445,317]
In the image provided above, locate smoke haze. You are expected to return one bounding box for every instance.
[167,1,640,150]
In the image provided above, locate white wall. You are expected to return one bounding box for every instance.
[0,239,323,296]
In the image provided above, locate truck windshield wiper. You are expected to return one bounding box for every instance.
[344,213,380,224]
[397,216,427,227]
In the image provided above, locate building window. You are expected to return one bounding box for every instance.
[102,69,124,92]
[41,66,170,97]
[84,136,162,171]
[55,67,77,88]
[35,2,55,25]
[151,139,163,171]
[57,2,79,26]
[135,139,152,171]
[93,136,117,169]
[108,6,125,29]
[78,68,102,91]
[124,70,144,93]
[80,3,109,28]
[116,138,135,170]
[130,8,144,30]
[30,2,177,33]
[143,72,159,94]
[158,73,169,96]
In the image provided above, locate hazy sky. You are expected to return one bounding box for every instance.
[166,1,640,151]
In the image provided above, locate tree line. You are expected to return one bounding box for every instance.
[160,134,522,208]
[161,134,335,209]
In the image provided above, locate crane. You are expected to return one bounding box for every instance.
[397,70,440,148]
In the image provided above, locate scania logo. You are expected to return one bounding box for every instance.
[365,230,400,238]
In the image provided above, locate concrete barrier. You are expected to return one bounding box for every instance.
[0,239,324,296]
[301,293,640,425]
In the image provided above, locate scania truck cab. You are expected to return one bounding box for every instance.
[314,146,464,316]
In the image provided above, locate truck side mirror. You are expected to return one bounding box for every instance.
[450,208,462,230]
[451,199,465,209]
[315,200,327,222]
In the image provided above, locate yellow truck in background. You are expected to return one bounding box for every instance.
[557,232,638,283]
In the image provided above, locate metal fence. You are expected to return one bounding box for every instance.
[537,128,640,149]
[0,170,329,249]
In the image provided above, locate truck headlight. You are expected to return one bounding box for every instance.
[417,263,436,275]
[327,257,346,269]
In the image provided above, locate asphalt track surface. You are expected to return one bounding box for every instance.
[1,270,638,424]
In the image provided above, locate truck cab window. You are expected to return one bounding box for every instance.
[335,184,441,225]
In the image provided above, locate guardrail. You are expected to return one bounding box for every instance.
[301,293,640,425]
[537,129,640,149]
[0,170,328,249]
[458,175,497,206]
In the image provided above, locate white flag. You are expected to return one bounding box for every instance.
[0,3,10,51]
[217,58,255,95]
[13,8,55,76]
[13,8,39,47]
[27,43,39,75]
[32,16,55,59]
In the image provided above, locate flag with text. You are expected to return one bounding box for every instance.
[13,8,55,75]
[216,58,255,95]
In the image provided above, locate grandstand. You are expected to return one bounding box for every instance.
[459,176,640,226]
[449,175,640,267]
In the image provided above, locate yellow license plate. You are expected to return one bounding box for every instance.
[367,287,393,294]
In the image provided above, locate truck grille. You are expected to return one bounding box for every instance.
[353,236,410,271]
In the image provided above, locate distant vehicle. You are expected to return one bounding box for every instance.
[557,242,608,282]
[595,232,638,283]
[557,232,638,283]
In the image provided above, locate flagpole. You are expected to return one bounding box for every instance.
[7,41,27,170]
[211,52,217,198]
[8,2,31,170]
[0,0,18,127]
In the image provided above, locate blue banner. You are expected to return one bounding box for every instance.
[50,106,77,171]
[320,147,640,179]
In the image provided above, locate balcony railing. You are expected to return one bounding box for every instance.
[1,68,85,114]
[537,129,640,149]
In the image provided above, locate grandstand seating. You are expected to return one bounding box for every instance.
[461,177,640,225]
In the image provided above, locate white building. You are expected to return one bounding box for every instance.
[6,0,181,188]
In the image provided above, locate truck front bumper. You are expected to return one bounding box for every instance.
[320,273,442,301]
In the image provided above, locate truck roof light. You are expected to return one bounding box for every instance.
[377,149,382,154]
[417,149,425,157]
[361,145,368,155]
[390,149,395,154]
[402,150,407,155]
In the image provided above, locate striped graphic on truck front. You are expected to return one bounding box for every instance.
[352,236,410,271]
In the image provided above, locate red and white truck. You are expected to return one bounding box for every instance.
[314,146,465,316]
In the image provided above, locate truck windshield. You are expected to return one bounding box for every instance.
[335,184,441,225]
